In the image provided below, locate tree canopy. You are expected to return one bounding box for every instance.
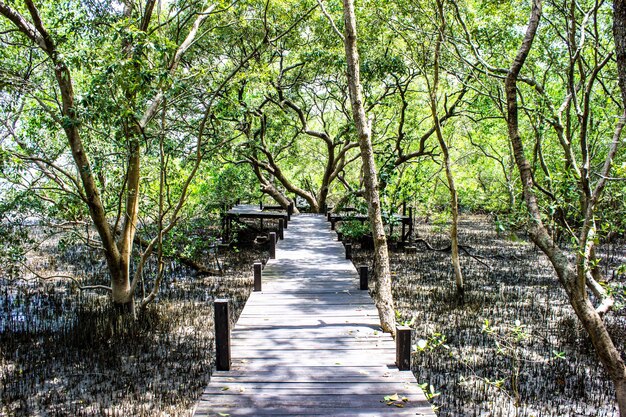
[1,0,626,411]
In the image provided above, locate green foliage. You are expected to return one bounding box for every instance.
[414,332,449,353]
[337,220,370,240]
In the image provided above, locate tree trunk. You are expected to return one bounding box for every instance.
[506,1,626,414]
[430,0,464,300]
[111,271,134,313]
[342,0,396,335]
[614,0,626,108]
[443,150,464,299]
[253,165,300,213]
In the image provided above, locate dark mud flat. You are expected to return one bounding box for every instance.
[352,215,625,417]
[0,240,266,417]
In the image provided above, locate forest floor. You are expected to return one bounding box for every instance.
[0,215,624,416]
[0,227,265,417]
[352,214,626,417]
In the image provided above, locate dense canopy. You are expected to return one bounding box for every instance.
[1,0,626,415]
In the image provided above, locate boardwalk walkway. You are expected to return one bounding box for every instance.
[194,215,434,416]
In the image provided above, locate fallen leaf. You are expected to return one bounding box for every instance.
[384,393,400,402]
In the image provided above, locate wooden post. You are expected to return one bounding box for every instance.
[337,232,343,241]
[253,262,262,292]
[345,242,352,260]
[359,266,368,290]
[283,215,288,229]
[396,325,411,371]
[223,216,231,244]
[327,212,332,222]
[220,214,226,243]
[408,207,414,239]
[215,299,231,371]
[287,202,293,220]
[278,219,284,240]
[402,201,406,216]
[269,232,277,259]
[331,220,336,231]
[260,200,263,210]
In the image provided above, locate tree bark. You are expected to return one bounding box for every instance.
[430,0,464,300]
[615,0,626,108]
[342,0,396,335]
[506,1,626,414]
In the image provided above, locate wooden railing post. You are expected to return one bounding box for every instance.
[345,242,352,260]
[408,207,414,238]
[269,232,277,259]
[253,262,262,292]
[278,219,284,240]
[396,325,412,371]
[327,212,332,222]
[359,266,368,290]
[215,299,231,371]
[287,203,293,220]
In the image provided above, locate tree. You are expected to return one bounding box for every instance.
[504,0,626,412]
[0,0,280,313]
[341,0,395,334]
[428,0,465,299]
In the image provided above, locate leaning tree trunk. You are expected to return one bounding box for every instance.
[342,0,396,335]
[506,0,626,414]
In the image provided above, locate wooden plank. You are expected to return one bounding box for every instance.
[199,394,425,408]
[195,406,434,416]
[228,327,384,339]
[230,338,393,347]
[230,342,394,351]
[203,381,421,395]
[228,357,396,367]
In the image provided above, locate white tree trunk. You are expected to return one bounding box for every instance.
[342,0,396,335]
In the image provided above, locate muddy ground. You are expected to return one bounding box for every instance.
[1,215,624,416]
[0,220,269,417]
[352,215,625,417]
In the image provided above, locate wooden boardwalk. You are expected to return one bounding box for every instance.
[194,215,434,417]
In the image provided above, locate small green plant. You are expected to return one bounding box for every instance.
[417,382,441,412]
[337,220,370,240]
[414,332,449,353]
[482,319,528,412]
[417,382,441,401]
[429,210,450,234]
[394,311,416,327]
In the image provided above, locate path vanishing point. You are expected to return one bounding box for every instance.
[193,212,434,416]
